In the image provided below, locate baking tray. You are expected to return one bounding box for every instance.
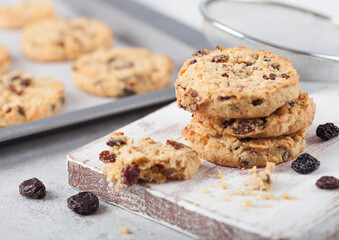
[0,0,209,144]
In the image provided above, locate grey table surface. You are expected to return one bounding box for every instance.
[0,0,335,239]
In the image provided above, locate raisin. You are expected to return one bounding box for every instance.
[221,73,229,78]
[222,119,235,128]
[120,88,136,97]
[239,150,258,168]
[291,153,320,174]
[316,176,339,190]
[11,75,20,81]
[246,62,253,66]
[190,59,197,65]
[288,101,295,107]
[252,99,263,106]
[99,150,116,163]
[263,73,276,80]
[212,54,228,63]
[56,41,64,47]
[18,106,25,116]
[316,123,339,141]
[67,192,99,215]
[19,177,46,199]
[6,108,12,113]
[20,79,32,87]
[192,50,207,57]
[51,104,56,112]
[121,164,140,186]
[106,139,125,147]
[231,121,256,135]
[281,74,290,79]
[107,57,115,63]
[215,46,222,50]
[166,139,185,150]
[271,64,280,70]
[219,96,231,101]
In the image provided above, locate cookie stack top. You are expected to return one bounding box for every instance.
[175,46,301,119]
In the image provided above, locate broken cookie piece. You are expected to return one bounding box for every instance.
[248,162,275,191]
[101,132,201,189]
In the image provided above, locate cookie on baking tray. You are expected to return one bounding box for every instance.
[193,92,315,138]
[0,45,10,75]
[182,122,307,168]
[21,17,113,62]
[0,70,65,127]
[72,47,173,97]
[175,46,301,119]
[101,132,200,189]
[0,1,54,29]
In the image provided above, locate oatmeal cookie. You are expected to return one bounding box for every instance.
[0,71,65,127]
[0,45,10,74]
[21,17,113,62]
[182,122,306,168]
[102,132,200,189]
[176,46,301,118]
[72,47,173,97]
[193,92,315,138]
[0,1,54,29]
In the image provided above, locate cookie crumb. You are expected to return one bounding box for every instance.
[261,203,271,208]
[135,227,141,231]
[149,232,153,235]
[202,188,209,194]
[281,193,296,200]
[214,169,224,179]
[259,192,276,201]
[218,180,228,189]
[248,163,275,191]
[120,227,130,234]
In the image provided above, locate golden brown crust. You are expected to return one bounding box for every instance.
[175,46,301,118]
[0,45,10,74]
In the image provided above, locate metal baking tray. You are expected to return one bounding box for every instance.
[200,0,339,81]
[0,0,209,144]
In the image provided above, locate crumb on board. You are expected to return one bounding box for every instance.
[149,232,153,235]
[242,200,253,211]
[202,188,209,194]
[259,192,276,201]
[210,184,215,187]
[248,162,275,191]
[281,193,296,200]
[135,227,141,231]
[214,169,224,179]
[223,197,229,202]
[120,227,130,234]
[218,180,228,189]
[82,219,88,223]
[261,203,271,208]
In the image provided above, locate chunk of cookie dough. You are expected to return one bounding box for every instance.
[175,46,301,118]
[0,1,55,29]
[248,162,275,191]
[72,47,173,97]
[0,45,10,74]
[182,122,307,168]
[21,17,113,62]
[101,132,201,189]
[193,92,315,138]
[0,71,65,127]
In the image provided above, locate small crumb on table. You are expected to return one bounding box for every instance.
[120,227,130,234]
[281,193,296,200]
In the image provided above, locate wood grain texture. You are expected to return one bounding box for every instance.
[67,84,339,240]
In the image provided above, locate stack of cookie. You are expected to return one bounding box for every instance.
[176,46,315,168]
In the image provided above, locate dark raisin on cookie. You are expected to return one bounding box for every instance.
[316,176,339,190]
[246,62,253,66]
[239,150,258,168]
[106,138,126,147]
[251,99,263,106]
[11,75,20,81]
[166,140,185,150]
[231,121,256,135]
[20,79,32,87]
[67,192,99,215]
[316,123,339,141]
[120,88,136,97]
[18,106,25,116]
[212,54,228,63]
[281,74,290,79]
[99,150,116,163]
[221,119,235,128]
[6,108,12,113]
[190,59,197,65]
[221,73,229,78]
[291,153,320,174]
[121,164,140,186]
[51,104,56,112]
[263,73,276,80]
[219,96,231,101]
[288,101,295,107]
[19,177,46,199]
[192,49,207,57]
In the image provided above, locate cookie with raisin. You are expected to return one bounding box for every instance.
[0,71,65,127]
[176,46,301,118]
[72,47,173,97]
[21,17,113,62]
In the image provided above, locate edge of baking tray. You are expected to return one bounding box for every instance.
[0,0,209,145]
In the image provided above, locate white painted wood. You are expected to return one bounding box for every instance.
[68,84,339,239]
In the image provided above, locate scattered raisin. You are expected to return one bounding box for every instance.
[190,59,197,65]
[166,139,185,150]
[19,177,46,199]
[18,106,25,116]
[192,50,207,57]
[106,139,125,147]
[291,153,320,174]
[252,99,263,106]
[99,150,116,163]
[263,73,276,80]
[281,74,290,79]
[20,79,32,87]
[316,176,339,190]
[316,123,339,141]
[212,54,228,63]
[67,192,99,215]
[121,164,140,186]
